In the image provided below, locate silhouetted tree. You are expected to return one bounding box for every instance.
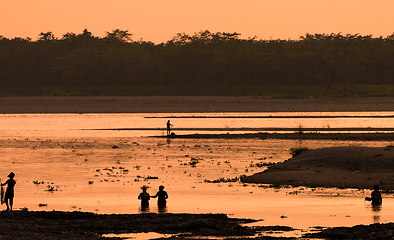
[105,29,133,43]
[38,31,57,41]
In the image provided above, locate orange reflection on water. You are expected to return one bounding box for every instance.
[1,113,394,236]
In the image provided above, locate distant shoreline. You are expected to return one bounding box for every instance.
[1,96,394,113]
[155,132,394,141]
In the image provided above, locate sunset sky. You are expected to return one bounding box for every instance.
[1,0,393,43]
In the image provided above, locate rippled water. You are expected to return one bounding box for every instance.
[1,112,394,237]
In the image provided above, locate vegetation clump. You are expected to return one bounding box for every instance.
[249,162,279,168]
[204,176,244,183]
[290,147,308,157]
[188,157,202,167]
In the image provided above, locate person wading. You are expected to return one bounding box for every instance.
[152,185,168,209]
[138,186,150,211]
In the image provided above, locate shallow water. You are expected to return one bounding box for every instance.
[1,112,394,138]
[1,113,394,237]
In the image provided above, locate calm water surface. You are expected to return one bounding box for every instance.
[1,112,394,237]
[1,111,394,138]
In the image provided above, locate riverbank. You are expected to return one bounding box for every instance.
[1,96,394,113]
[2,210,394,239]
[0,210,267,239]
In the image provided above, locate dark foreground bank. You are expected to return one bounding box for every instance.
[0,210,262,239]
[1,211,394,240]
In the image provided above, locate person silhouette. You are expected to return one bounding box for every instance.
[365,185,382,205]
[138,186,150,210]
[152,185,168,208]
[166,120,173,135]
[1,172,16,211]
[371,185,382,205]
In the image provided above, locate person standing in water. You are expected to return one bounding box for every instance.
[1,172,16,211]
[371,185,382,205]
[152,185,168,208]
[366,185,382,205]
[138,186,150,209]
[166,120,173,135]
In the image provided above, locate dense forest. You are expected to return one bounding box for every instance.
[1,29,394,97]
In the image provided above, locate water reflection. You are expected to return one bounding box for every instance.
[139,206,150,213]
[138,206,167,214]
[2,113,394,231]
[367,203,382,224]
[372,204,382,213]
[158,207,168,214]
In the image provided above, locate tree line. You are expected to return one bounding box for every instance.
[1,29,394,97]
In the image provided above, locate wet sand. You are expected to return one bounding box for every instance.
[242,146,394,189]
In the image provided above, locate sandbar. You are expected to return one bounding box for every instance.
[242,146,394,189]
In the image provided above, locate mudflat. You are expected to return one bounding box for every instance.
[1,96,394,113]
[0,211,260,239]
[242,146,394,189]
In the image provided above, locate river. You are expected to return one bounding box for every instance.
[1,112,394,238]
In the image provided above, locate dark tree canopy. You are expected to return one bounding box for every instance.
[1,30,394,96]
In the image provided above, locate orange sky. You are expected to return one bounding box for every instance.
[1,0,393,43]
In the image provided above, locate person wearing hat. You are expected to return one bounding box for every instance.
[1,172,16,211]
[152,185,168,208]
[138,186,150,208]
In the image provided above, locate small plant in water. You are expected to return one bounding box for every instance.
[133,165,141,170]
[296,124,304,134]
[188,157,202,167]
[145,176,159,179]
[45,185,59,192]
